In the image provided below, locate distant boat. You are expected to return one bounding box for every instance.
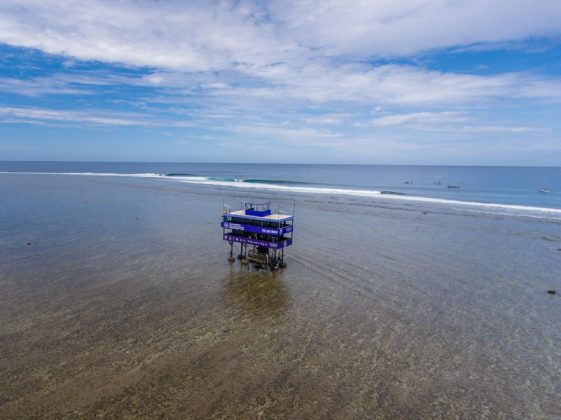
[404,180,413,185]
[447,185,460,189]
[433,181,442,185]
[539,188,550,193]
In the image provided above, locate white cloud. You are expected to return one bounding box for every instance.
[411,124,549,134]
[0,0,560,164]
[0,105,195,127]
[4,64,561,108]
[273,0,561,56]
[0,72,150,96]
[371,112,468,127]
[0,0,284,71]
[458,125,548,134]
[246,62,561,104]
[228,122,342,140]
[0,1,560,107]
[369,112,548,134]
[1,1,560,71]
[0,76,91,96]
[304,114,350,125]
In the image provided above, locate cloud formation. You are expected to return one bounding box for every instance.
[0,105,194,127]
[0,1,560,163]
[371,112,468,127]
[1,0,561,105]
[1,1,560,70]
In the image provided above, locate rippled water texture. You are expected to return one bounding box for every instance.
[1,174,560,418]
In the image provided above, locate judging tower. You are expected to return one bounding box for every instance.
[222,202,294,270]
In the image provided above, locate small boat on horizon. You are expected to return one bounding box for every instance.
[539,188,550,193]
[447,185,460,189]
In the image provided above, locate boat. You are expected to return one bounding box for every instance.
[539,188,550,193]
[447,185,460,189]
[222,201,294,270]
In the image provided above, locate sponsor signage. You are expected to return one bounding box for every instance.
[222,222,292,236]
[223,234,293,249]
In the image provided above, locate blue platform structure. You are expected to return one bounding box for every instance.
[222,201,294,269]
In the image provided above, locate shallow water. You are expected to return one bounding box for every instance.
[1,174,560,418]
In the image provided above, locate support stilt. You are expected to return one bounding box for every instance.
[279,248,287,267]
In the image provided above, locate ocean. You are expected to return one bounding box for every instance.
[1,162,560,417]
[1,161,561,214]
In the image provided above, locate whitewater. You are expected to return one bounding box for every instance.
[3,171,561,219]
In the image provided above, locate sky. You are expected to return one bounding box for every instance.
[0,0,561,165]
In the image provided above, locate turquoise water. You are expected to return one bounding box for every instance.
[1,161,560,209]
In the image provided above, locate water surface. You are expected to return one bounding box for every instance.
[0,173,560,417]
[1,161,560,209]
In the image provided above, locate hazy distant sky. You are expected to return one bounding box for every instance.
[1,1,560,164]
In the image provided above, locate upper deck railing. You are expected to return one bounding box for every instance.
[244,202,272,217]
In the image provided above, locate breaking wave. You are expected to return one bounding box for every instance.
[2,171,561,218]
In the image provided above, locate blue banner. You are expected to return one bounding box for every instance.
[223,234,293,249]
[222,221,292,236]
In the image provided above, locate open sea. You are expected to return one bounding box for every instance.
[1,161,561,213]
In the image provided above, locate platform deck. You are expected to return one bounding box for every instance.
[225,210,293,222]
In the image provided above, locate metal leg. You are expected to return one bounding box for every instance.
[241,244,248,264]
[238,243,245,259]
[280,248,286,268]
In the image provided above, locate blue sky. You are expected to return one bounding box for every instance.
[0,1,560,165]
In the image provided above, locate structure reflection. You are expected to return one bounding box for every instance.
[222,266,290,321]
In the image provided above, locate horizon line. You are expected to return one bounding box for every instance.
[1,160,561,169]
